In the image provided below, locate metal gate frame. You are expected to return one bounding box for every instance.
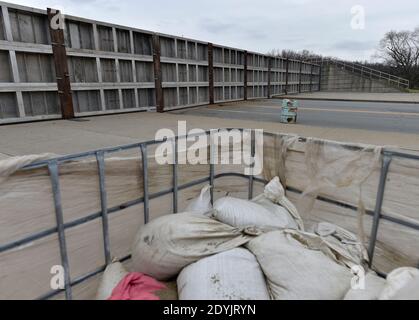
[1,129,419,300]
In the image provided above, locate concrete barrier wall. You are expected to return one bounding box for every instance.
[0,1,320,124]
[320,63,402,93]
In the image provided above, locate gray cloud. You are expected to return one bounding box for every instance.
[199,19,236,35]
[330,40,373,52]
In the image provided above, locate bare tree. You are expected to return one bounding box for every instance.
[377,28,419,88]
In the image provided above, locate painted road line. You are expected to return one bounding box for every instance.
[208,106,419,117]
[298,107,419,116]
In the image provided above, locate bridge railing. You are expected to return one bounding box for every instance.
[312,58,410,89]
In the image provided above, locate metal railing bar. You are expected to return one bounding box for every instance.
[22,131,215,171]
[368,154,393,266]
[286,185,419,232]
[25,129,419,172]
[5,171,418,256]
[209,130,215,204]
[22,129,254,171]
[48,161,72,300]
[172,137,179,213]
[96,151,112,265]
[384,150,419,161]
[140,144,150,224]
[0,177,211,254]
[248,130,255,200]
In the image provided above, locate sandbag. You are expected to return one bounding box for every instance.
[261,176,304,230]
[344,272,386,300]
[213,197,286,228]
[96,261,129,300]
[213,177,303,230]
[252,196,298,230]
[387,277,419,300]
[131,213,257,280]
[177,248,270,300]
[185,185,212,215]
[379,267,419,300]
[246,230,353,300]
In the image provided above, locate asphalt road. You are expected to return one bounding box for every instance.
[173,99,419,134]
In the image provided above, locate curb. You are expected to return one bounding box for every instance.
[273,96,419,105]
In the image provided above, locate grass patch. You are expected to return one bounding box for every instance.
[408,89,419,93]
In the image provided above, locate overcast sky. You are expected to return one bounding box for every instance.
[6,0,419,61]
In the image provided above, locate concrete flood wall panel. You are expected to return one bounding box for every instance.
[320,64,401,93]
[0,4,60,123]
[64,13,157,114]
[213,45,245,103]
[0,1,320,124]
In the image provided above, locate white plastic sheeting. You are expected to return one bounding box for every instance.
[298,139,382,243]
[0,153,55,184]
[312,222,369,268]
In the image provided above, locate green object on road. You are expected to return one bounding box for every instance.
[281,99,299,124]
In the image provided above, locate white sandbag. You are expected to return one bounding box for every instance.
[213,177,303,230]
[262,177,304,230]
[96,261,129,300]
[246,230,353,300]
[213,197,287,228]
[387,277,419,300]
[252,196,298,230]
[344,272,386,300]
[379,267,419,300]
[185,185,212,215]
[131,213,256,281]
[177,248,270,300]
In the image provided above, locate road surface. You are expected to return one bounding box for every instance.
[172,99,419,134]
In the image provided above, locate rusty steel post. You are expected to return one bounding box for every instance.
[47,8,74,119]
[208,43,214,105]
[152,34,164,112]
[284,58,289,95]
[310,64,314,92]
[267,56,271,98]
[298,61,302,93]
[318,65,322,91]
[243,50,248,100]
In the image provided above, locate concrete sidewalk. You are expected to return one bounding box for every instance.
[0,104,418,158]
[281,92,419,104]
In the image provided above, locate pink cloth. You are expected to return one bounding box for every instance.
[108,272,166,300]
